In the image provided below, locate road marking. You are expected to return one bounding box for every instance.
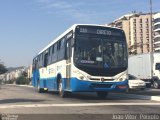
[0,103,160,109]
[7,84,33,88]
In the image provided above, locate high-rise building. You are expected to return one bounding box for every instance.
[108,12,153,55]
[153,12,160,52]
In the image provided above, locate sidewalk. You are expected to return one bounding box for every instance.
[115,88,160,101]
[118,93,160,101]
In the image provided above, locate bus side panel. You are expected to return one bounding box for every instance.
[45,77,67,91]
[46,77,57,91]
[32,70,39,87]
[38,60,66,91]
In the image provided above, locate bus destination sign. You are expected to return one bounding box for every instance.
[77,26,122,37]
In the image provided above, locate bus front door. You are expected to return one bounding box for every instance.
[66,39,72,90]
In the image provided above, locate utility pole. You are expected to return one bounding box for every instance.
[150,0,154,80]
[150,0,153,52]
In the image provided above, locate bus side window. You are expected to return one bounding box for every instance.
[66,39,72,60]
[34,58,38,70]
[41,54,43,67]
[53,43,57,62]
[52,45,54,54]
[48,47,52,65]
[38,54,40,68]
[44,52,49,67]
[57,39,65,61]
[32,59,35,71]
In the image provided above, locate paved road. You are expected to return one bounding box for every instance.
[126,88,160,96]
[0,85,160,120]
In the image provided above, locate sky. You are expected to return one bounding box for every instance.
[0,0,160,67]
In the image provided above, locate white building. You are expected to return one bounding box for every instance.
[0,67,26,83]
[27,65,32,79]
[153,12,160,52]
[0,74,5,81]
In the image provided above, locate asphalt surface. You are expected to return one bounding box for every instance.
[0,85,160,120]
[126,88,160,96]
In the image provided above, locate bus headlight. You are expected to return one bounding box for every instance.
[117,73,128,82]
[75,71,87,80]
[73,70,91,80]
[119,78,123,81]
[87,76,91,79]
[79,76,84,80]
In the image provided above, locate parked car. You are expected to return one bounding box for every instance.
[127,74,146,91]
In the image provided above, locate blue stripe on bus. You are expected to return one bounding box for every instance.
[33,75,128,92]
[70,78,128,92]
[39,77,57,91]
[32,70,39,87]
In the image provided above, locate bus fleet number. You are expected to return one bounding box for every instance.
[80,28,87,33]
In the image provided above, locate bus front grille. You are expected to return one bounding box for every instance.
[90,78,114,81]
[92,83,113,88]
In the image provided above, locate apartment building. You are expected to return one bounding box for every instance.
[108,12,152,54]
[154,12,160,52]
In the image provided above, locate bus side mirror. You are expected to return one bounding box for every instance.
[155,63,160,70]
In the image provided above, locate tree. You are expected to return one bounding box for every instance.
[0,63,8,74]
[16,71,30,85]
[22,71,28,78]
[16,76,30,85]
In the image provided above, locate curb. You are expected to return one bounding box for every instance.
[7,84,33,88]
[17,84,33,88]
[117,93,160,101]
[150,96,160,101]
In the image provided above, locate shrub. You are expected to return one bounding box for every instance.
[6,79,15,84]
[16,76,30,85]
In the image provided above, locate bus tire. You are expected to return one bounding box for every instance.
[58,80,67,98]
[37,82,44,93]
[97,91,108,99]
[153,81,160,89]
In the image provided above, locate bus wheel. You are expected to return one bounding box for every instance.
[58,80,67,97]
[37,83,43,93]
[153,81,160,89]
[97,91,108,99]
[38,83,44,93]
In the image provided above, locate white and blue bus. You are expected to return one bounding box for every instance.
[32,24,128,98]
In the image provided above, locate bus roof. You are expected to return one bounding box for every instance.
[38,24,121,55]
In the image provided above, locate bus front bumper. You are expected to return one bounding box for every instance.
[70,78,128,92]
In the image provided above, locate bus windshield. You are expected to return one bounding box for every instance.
[74,35,128,76]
